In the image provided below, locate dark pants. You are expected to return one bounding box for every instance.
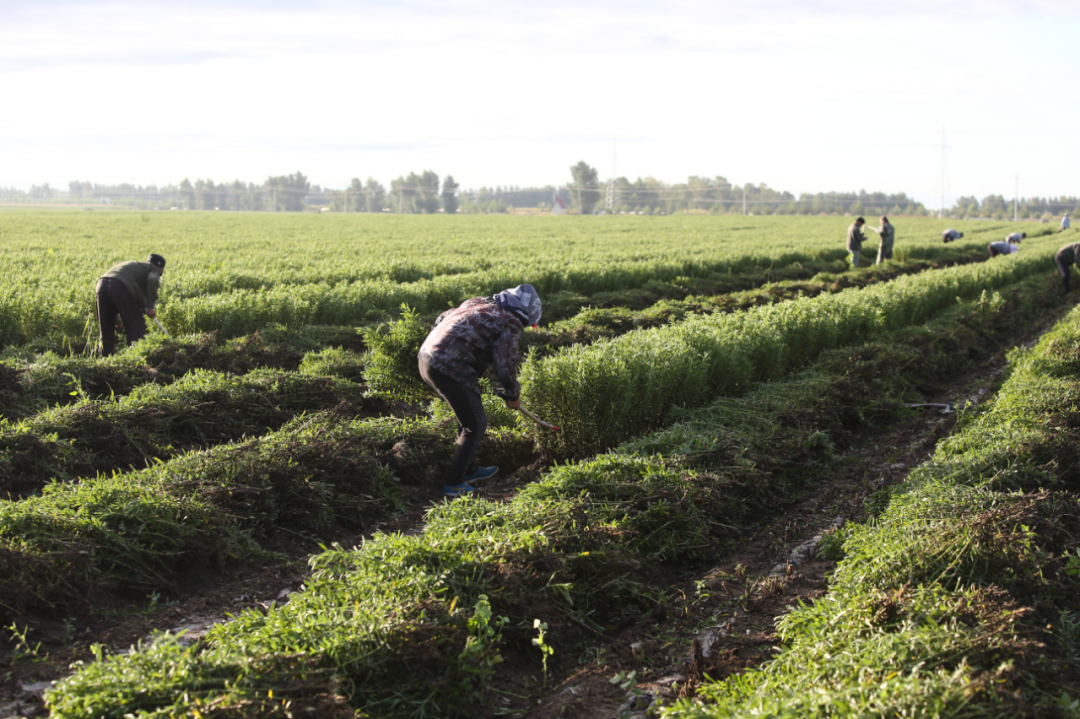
[988,243,1000,258]
[419,359,487,485]
[1056,254,1073,293]
[96,278,147,356]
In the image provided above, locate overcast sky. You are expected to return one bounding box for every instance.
[2,0,1077,208]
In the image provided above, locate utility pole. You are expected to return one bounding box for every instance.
[605,141,617,212]
[742,186,747,216]
[577,181,583,216]
[1014,175,1018,222]
[940,125,946,218]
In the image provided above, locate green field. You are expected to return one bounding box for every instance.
[0,210,1077,718]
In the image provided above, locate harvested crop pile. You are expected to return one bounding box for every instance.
[0,370,386,498]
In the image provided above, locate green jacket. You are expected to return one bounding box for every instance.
[846,223,866,251]
[879,222,895,247]
[100,261,162,309]
[1057,243,1080,267]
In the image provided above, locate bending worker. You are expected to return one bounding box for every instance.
[418,284,542,498]
[1062,214,1071,232]
[95,254,166,356]
[865,215,895,264]
[988,240,1020,258]
[1055,242,1080,294]
[942,228,963,243]
[1005,231,1026,244]
[846,216,866,269]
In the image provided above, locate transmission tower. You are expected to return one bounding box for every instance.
[605,141,618,211]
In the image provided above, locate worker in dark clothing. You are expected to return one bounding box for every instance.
[942,229,963,243]
[96,254,166,356]
[418,284,542,497]
[846,217,866,270]
[1055,242,1080,293]
[988,240,1019,258]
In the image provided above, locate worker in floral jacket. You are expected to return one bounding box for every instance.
[418,284,542,497]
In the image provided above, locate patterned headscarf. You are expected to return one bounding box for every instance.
[494,284,542,326]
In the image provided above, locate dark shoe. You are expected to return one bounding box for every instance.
[463,466,498,483]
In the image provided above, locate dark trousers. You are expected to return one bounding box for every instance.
[1056,255,1073,293]
[988,243,1000,258]
[96,278,147,356]
[419,359,487,485]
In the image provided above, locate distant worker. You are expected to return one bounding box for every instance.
[988,240,1020,258]
[865,215,895,264]
[418,284,542,498]
[846,217,867,269]
[1063,214,1071,232]
[95,254,166,356]
[942,228,963,243]
[1005,232,1026,244]
[1055,242,1080,293]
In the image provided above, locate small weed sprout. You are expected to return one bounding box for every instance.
[532,618,554,682]
[8,623,45,665]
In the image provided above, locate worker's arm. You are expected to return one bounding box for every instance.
[491,327,522,402]
[145,271,161,314]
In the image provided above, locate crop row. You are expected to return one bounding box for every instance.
[521,233,1063,456]
[0,245,990,424]
[523,247,990,357]
[0,406,534,621]
[0,214,1029,346]
[40,270,1063,718]
[662,301,1080,717]
[0,367,386,498]
[0,327,366,421]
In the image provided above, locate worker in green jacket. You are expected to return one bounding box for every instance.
[866,216,895,264]
[1055,242,1080,294]
[95,254,166,355]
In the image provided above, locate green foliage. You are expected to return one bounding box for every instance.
[0,367,373,497]
[523,239,1061,457]
[663,303,1080,719]
[362,304,433,403]
[0,212,1046,347]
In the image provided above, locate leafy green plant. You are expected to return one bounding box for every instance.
[362,303,433,403]
[532,618,554,682]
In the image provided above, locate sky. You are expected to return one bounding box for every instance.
[2,0,1078,209]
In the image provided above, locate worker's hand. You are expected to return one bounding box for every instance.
[505,398,521,411]
[145,308,156,319]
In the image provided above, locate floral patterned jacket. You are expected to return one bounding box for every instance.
[418,297,524,399]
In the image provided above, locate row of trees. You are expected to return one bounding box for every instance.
[12,165,1073,218]
[950,194,1078,220]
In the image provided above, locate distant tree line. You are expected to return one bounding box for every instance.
[9,162,1071,218]
[949,194,1079,220]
